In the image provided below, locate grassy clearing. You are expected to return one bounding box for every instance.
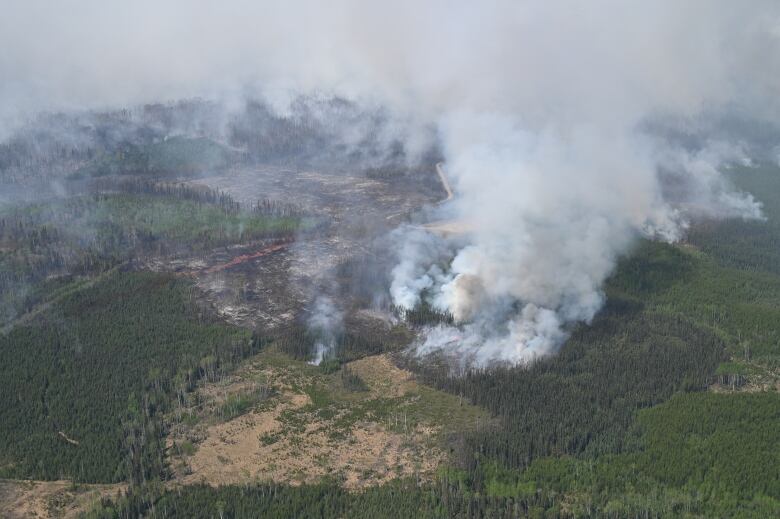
[69,137,238,179]
[85,194,302,242]
[2,193,303,249]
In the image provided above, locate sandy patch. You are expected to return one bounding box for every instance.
[0,479,124,519]
[346,354,417,399]
[169,354,445,489]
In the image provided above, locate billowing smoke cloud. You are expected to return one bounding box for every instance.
[3,1,780,364]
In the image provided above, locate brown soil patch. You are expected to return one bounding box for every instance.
[346,354,417,399]
[168,353,446,489]
[0,479,124,519]
[175,390,312,485]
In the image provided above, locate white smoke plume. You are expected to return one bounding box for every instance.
[389,227,453,311]
[3,1,780,364]
[306,296,343,366]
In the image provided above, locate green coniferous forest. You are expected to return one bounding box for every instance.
[3,4,780,514]
[0,107,779,518]
[63,168,780,517]
[0,271,253,483]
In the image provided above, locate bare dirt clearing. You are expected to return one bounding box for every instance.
[0,480,124,519]
[1,162,459,514]
[167,351,487,489]
[141,165,444,332]
[193,166,436,221]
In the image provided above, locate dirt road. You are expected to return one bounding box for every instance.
[435,162,453,204]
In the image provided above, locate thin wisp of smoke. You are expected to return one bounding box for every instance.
[306,296,343,366]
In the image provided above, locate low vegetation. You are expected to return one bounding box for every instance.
[69,137,239,179]
[165,348,488,489]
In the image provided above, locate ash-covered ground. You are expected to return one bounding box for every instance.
[146,164,442,331]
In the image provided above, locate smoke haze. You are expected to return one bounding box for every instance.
[3,0,780,364]
[306,296,343,366]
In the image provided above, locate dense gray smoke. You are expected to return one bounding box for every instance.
[3,1,780,364]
